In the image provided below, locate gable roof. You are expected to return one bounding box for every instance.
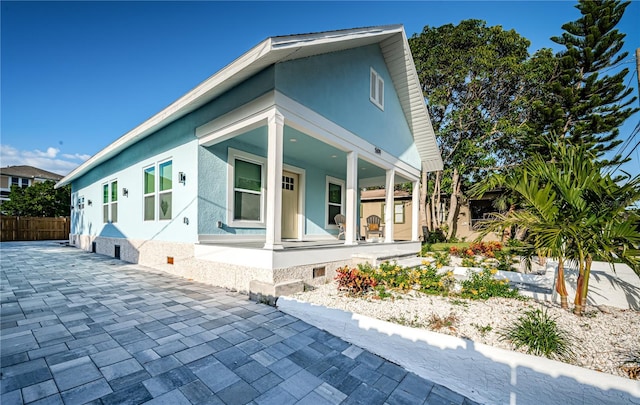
[1,165,64,181]
[57,25,442,188]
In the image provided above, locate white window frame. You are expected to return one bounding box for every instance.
[102,179,118,223]
[227,148,266,228]
[325,176,345,228]
[143,164,156,221]
[158,159,173,221]
[382,201,405,224]
[142,158,173,222]
[370,67,384,110]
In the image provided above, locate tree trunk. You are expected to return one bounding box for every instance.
[555,258,568,309]
[580,255,593,309]
[502,203,516,242]
[573,253,586,315]
[419,169,429,232]
[431,171,441,230]
[445,168,461,240]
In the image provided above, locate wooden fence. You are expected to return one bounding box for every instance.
[0,216,70,242]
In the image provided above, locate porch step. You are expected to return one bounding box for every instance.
[352,251,419,268]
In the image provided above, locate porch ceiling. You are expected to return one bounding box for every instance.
[235,126,388,182]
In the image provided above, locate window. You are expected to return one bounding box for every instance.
[11,177,28,189]
[143,160,172,221]
[159,161,172,220]
[227,149,266,227]
[143,167,155,221]
[382,202,405,224]
[370,67,384,110]
[103,180,117,223]
[234,159,262,221]
[326,177,345,226]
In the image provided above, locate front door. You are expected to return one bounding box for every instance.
[281,171,299,239]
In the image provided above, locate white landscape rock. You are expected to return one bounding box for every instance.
[281,282,640,405]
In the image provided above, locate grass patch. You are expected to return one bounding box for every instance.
[429,242,471,252]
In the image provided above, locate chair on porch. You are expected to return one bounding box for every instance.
[364,215,384,240]
[334,214,346,240]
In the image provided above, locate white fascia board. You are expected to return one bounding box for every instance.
[399,30,443,172]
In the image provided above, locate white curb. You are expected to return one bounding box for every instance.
[277,296,640,405]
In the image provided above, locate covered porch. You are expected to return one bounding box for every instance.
[196,91,423,253]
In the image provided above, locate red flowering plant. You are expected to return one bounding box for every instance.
[335,266,378,296]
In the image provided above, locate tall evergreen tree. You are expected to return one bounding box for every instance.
[538,0,638,162]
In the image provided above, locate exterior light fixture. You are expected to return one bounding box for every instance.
[122,188,128,197]
[179,172,186,185]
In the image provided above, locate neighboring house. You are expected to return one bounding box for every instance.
[432,190,502,241]
[56,25,443,296]
[0,165,64,206]
[360,189,413,241]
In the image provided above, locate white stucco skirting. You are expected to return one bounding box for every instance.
[277,297,640,405]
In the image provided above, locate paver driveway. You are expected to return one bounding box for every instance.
[1,242,480,405]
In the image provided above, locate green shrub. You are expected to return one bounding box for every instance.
[419,243,432,257]
[460,268,519,300]
[431,251,451,268]
[494,249,518,272]
[500,309,573,360]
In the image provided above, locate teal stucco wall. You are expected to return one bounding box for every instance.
[275,44,421,170]
[71,66,275,242]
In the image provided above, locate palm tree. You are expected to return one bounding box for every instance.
[472,139,640,315]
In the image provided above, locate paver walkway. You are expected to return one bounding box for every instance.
[1,241,480,405]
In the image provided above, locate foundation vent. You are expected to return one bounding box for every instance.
[313,266,326,278]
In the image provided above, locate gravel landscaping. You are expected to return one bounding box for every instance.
[290,281,640,380]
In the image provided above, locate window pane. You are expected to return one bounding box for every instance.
[328,205,341,225]
[144,196,155,221]
[103,184,109,204]
[235,160,261,192]
[328,183,342,204]
[111,203,118,223]
[144,167,155,194]
[370,71,376,99]
[159,192,172,220]
[159,161,172,191]
[377,77,384,105]
[111,181,118,202]
[234,191,260,221]
[103,205,109,223]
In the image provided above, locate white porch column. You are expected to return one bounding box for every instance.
[345,151,358,245]
[384,169,395,243]
[412,179,420,241]
[264,112,284,250]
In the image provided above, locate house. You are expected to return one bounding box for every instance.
[56,25,443,297]
[360,189,414,241]
[1,165,64,205]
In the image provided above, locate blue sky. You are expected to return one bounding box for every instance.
[2,1,638,177]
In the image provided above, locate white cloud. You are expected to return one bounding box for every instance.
[62,153,92,161]
[0,144,90,175]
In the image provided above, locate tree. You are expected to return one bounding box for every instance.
[409,20,555,239]
[2,181,71,217]
[537,0,638,162]
[473,139,640,315]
